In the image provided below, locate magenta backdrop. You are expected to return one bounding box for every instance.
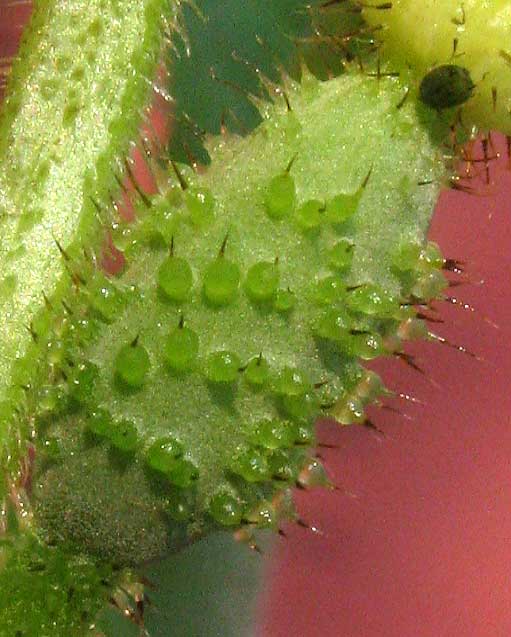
[3,4,511,636]
[259,143,511,637]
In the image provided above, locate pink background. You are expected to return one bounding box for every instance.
[259,142,511,637]
[3,4,511,636]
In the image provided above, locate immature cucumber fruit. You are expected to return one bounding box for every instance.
[0,0,179,488]
[13,67,449,620]
[0,1,492,635]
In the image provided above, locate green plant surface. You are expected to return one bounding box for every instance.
[31,67,449,565]
[0,0,508,635]
[0,0,176,478]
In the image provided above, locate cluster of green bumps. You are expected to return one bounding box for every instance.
[20,71,451,569]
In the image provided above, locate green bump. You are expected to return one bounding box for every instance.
[205,351,241,383]
[412,270,447,301]
[164,325,199,373]
[114,340,151,388]
[315,308,351,342]
[11,358,32,386]
[167,458,199,488]
[41,435,63,460]
[325,190,361,224]
[109,419,138,452]
[347,284,399,317]
[392,241,422,272]
[245,261,279,302]
[251,419,296,450]
[294,422,315,446]
[71,362,99,405]
[167,491,192,522]
[137,196,179,246]
[31,309,52,343]
[421,242,444,269]
[185,187,216,227]
[87,408,113,438]
[349,332,384,361]
[46,339,65,367]
[265,172,296,220]
[314,276,346,306]
[295,199,323,231]
[89,275,125,323]
[232,448,270,483]
[0,274,18,303]
[328,240,354,272]
[203,258,240,305]
[273,367,310,397]
[268,449,302,481]
[274,289,296,313]
[209,492,243,527]
[37,384,67,416]
[281,392,319,424]
[147,436,184,473]
[158,256,193,302]
[244,355,270,387]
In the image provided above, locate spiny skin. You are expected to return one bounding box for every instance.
[0,2,482,635]
[0,3,394,634]
[363,0,511,134]
[0,0,179,487]
[0,2,180,634]
[28,71,450,573]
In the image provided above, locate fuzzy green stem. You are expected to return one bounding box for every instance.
[0,0,177,476]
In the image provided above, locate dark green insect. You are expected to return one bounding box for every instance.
[419,64,475,109]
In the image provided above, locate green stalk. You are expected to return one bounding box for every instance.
[0,0,177,476]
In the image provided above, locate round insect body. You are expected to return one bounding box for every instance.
[419,64,475,110]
